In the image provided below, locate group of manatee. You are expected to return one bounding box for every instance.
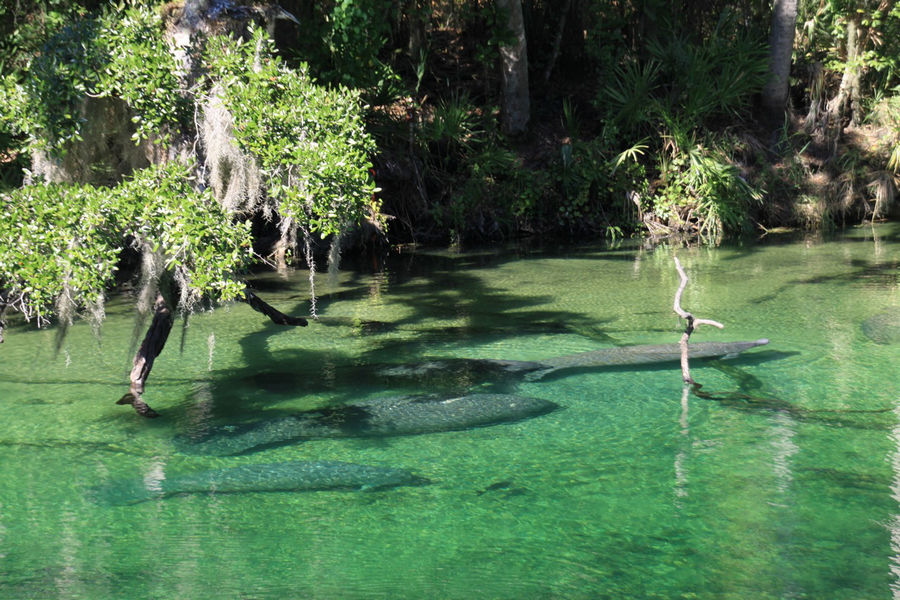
[101,307,898,504]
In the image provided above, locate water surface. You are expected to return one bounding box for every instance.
[1,224,898,599]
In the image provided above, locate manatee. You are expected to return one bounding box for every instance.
[528,339,770,379]
[862,307,900,345]
[177,393,559,456]
[378,358,544,383]
[92,461,429,505]
[379,339,770,383]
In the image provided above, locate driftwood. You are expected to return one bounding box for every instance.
[672,256,723,385]
[118,288,307,417]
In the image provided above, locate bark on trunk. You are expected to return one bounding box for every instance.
[542,0,572,85]
[825,15,863,132]
[804,60,825,131]
[762,0,799,131]
[117,293,174,417]
[406,0,427,63]
[497,0,530,136]
[0,295,7,343]
[117,288,306,417]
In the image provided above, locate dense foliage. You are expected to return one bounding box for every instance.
[0,1,378,332]
[206,30,378,238]
[1,3,187,153]
[0,0,898,264]
[0,163,252,326]
[263,0,897,242]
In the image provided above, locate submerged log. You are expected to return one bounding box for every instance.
[532,339,767,379]
[378,339,771,384]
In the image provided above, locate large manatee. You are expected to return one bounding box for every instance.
[379,339,770,382]
[529,339,770,379]
[93,461,428,505]
[177,393,559,456]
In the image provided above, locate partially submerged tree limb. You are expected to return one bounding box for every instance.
[117,292,173,418]
[0,294,7,343]
[118,289,307,417]
[242,289,308,326]
[673,257,724,385]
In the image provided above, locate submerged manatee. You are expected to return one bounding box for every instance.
[93,461,428,505]
[862,307,900,345]
[379,339,770,383]
[529,339,770,379]
[177,393,559,456]
[378,358,544,385]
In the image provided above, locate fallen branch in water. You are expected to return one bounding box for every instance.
[242,289,309,326]
[673,256,724,385]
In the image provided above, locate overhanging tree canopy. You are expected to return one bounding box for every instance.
[0,1,380,416]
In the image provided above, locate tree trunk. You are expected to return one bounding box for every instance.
[762,0,799,131]
[117,293,174,418]
[825,15,863,132]
[542,0,572,85]
[0,300,6,344]
[497,0,530,136]
[117,288,308,417]
[406,0,427,64]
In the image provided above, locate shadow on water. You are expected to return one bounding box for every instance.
[694,362,895,431]
[743,253,899,305]
[161,239,885,433]
[0,438,152,457]
[163,249,623,424]
[718,222,900,261]
[732,225,900,304]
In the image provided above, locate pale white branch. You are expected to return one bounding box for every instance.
[672,256,724,385]
[695,318,724,329]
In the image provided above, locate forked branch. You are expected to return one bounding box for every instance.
[673,256,723,384]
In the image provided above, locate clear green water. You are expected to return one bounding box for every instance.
[1,224,898,599]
